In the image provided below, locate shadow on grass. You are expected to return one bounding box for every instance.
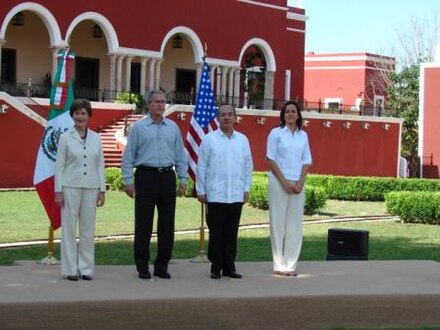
[1,234,439,266]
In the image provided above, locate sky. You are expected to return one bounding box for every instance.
[287,0,439,56]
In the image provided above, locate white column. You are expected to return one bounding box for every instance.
[125,56,133,91]
[234,68,241,105]
[50,46,63,78]
[108,54,117,92]
[221,66,227,98]
[216,66,222,96]
[140,58,147,97]
[155,60,162,90]
[285,69,291,101]
[149,59,156,91]
[210,65,216,89]
[116,55,124,91]
[264,71,275,109]
[228,67,234,103]
[196,62,203,90]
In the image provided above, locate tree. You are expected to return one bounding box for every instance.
[386,13,439,177]
[387,65,420,177]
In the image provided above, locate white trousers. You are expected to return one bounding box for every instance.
[268,176,305,272]
[61,187,99,277]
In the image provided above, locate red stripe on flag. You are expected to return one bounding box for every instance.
[35,176,61,230]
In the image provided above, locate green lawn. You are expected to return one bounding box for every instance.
[0,191,386,243]
[1,190,439,266]
[1,220,439,266]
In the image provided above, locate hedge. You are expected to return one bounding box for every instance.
[306,174,440,201]
[249,173,327,215]
[385,191,440,225]
[105,168,327,214]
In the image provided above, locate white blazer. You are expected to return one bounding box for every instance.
[55,127,106,192]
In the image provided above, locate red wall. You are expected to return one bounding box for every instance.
[1,105,401,188]
[420,64,440,178]
[0,103,131,188]
[170,111,401,177]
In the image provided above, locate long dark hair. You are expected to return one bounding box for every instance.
[279,101,302,130]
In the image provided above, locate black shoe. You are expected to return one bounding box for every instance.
[138,271,151,280]
[81,275,93,281]
[210,272,221,280]
[67,275,78,281]
[223,271,242,279]
[153,271,171,279]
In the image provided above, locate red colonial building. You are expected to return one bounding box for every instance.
[0,1,404,188]
[304,52,396,114]
[419,51,440,178]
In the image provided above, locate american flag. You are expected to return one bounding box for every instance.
[185,61,218,181]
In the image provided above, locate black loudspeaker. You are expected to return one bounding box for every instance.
[326,228,369,260]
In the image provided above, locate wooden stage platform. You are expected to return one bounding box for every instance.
[1,260,439,329]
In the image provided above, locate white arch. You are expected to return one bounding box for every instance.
[238,38,276,72]
[65,12,119,53]
[0,2,63,46]
[160,26,204,63]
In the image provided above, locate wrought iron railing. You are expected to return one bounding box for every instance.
[0,82,398,117]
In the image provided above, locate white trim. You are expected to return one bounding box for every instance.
[66,12,119,52]
[286,12,307,22]
[286,27,305,34]
[0,92,46,126]
[305,55,395,65]
[305,66,393,71]
[206,57,240,68]
[236,0,289,11]
[114,47,161,59]
[166,104,404,124]
[0,2,63,46]
[160,26,204,63]
[238,38,276,72]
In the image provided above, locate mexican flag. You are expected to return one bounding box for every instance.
[33,49,75,230]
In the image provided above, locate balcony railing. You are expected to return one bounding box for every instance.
[0,82,398,118]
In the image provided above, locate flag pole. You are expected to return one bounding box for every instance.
[191,201,209,263]
[187,43,215,263]
[38,226,59,265]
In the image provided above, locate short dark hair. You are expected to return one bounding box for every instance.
[279,101,302,130]
[217,104,235,118]
[146,90,165,105]
[70,99,92,117]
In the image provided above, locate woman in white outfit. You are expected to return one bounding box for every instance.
[55,99,106,281]
[266,101,312,277]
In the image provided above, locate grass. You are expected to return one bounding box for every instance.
[1,221,439,266]
[1,190,439,267]
[0,191,386,243]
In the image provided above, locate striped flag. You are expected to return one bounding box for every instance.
[33,49,75,230]
[185,61,218,182]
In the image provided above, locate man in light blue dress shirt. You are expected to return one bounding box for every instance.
[196,104,253,280]
[122,90,187,280]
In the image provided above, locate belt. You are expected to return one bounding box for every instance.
[137,165,174,173]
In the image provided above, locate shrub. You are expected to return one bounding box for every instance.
[304,186,327,215]
[385,191,440,225]
[115,91,146,112]
[306,174,440,201]
[105,167,125,191]
[249,173,327,215]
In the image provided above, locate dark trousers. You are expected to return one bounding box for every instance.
[134,169,176,274]
[207,202,243,274]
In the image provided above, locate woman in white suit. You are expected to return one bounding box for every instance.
[266,101,312,277]
[55,99,106,281]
